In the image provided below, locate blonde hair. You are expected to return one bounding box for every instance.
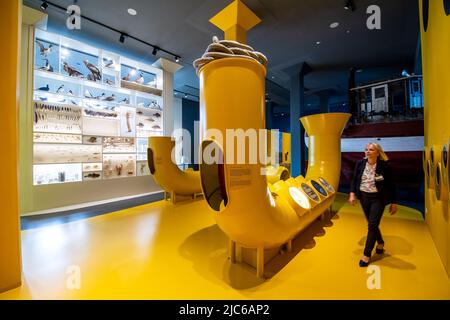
[365,142,389,161]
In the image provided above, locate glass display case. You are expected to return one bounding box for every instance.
[33,29,164,185]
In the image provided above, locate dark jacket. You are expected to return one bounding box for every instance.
[350,159,397,206]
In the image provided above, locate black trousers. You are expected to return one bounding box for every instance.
[360,191,385,257]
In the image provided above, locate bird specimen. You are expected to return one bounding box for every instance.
[63,62,83,78]
[36,41,53,57]
[106,78,115,85]
[134,72,144,84]
[103,58,115,68]
[56,85,65,94]
[38,84,50,91]
[122,71,132,81]
[103,94,115,102]
[84,89,94,99]
[38,59,54,72]
[84,60,101,81]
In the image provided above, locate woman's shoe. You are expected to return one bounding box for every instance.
[359,256,370,267]
[375,244,385,254]
[359,259,369,267]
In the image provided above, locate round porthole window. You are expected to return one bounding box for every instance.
[423,0,429,31]
[444,0,450,16]
[443,145,448,168]
[435,164,441,200]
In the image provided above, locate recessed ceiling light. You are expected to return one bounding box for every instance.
[271,76,275,79]
[128,8,137,16]
[356,69,363,73]
[316,41,321,45]
[330,22,339,28]
[346,30,351,34]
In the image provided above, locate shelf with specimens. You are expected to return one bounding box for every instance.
[33,29,161,185]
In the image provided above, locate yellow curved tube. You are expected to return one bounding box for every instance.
[147,136,202,197]
[198,57,350,251]
[301,112,351,190]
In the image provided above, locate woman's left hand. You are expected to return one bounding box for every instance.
[389,204,398,215]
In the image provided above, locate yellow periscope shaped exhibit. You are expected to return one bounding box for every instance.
[147,136,202,203]
[264,129,290,184]
[199,0,350,278]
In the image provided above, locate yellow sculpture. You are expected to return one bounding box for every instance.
[197,0,350,277]
[420,0,450,276]
[148,137,202,203]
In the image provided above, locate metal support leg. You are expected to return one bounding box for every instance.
[286,240,292,253]
[256,247,264,279]
[229,240,236,263]
[236,245,242,263]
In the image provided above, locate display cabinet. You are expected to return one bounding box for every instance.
[33,29,164,185]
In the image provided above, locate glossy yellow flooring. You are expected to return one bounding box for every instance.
[1,193,449,300]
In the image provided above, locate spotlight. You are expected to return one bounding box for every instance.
[402,70,411,77]
[344,0,354,11]
[40,1,48,10]
[175,56,180,62]
[184,94,188,98]
[152,47,159,56]
[119,33,126,43]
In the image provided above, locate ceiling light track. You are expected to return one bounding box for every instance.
[38,0,181,62]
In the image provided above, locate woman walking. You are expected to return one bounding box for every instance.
[348,142,398,267]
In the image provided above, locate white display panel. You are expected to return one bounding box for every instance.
[32,29,163,185]
[34,144,103,164]
[33,133,82,144]
[34,163,82,185]
[103,137,136,153]
[103,154,136,179]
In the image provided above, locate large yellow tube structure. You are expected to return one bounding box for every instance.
[196,0,350,277]
[198,58,349,277]
[148,136,202,203]
[0,0,22,292]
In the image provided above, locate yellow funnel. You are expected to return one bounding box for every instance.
[301,113,351,190]
[148,136,202,201]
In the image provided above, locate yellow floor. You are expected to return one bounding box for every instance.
[1,193,449,300]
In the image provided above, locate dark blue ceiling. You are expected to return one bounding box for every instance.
[24,0,420,108]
